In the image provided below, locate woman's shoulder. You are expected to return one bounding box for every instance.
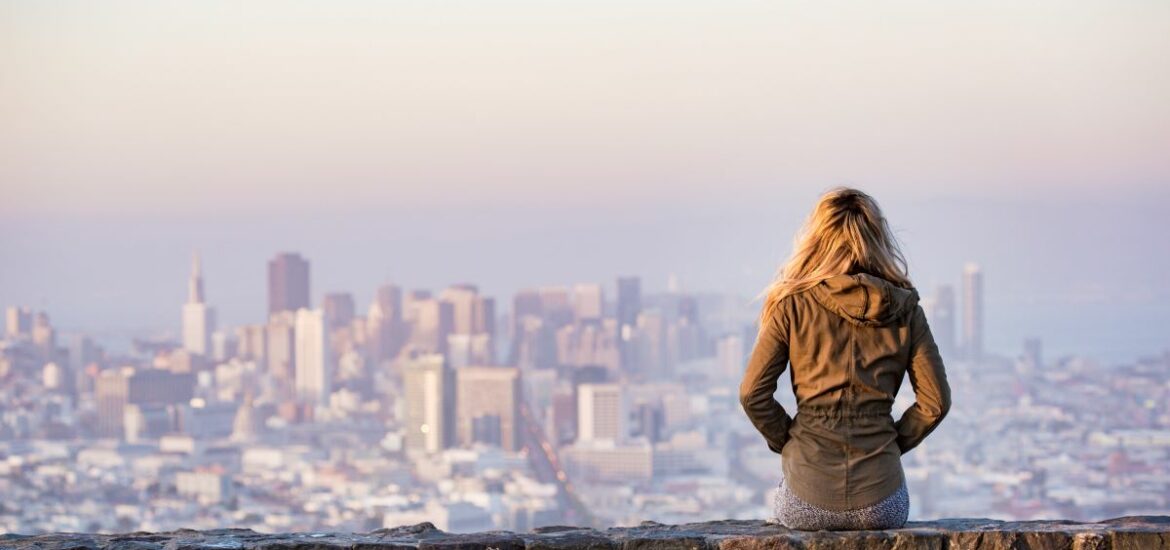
[765,289,812,328]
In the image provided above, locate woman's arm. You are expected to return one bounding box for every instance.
[894,304,952,454]
[739,302,794,454]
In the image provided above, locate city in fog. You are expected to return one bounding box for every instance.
[0,250,1166,533]
[2,0,1168,537]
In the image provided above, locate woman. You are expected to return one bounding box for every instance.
[739,187,951,530]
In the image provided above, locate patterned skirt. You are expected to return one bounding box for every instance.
[772,476,909,531]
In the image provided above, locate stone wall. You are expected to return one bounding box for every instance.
[3,516,1168,549]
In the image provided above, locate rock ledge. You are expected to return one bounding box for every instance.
[3,516,1169,549]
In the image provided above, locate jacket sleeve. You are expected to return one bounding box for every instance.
[894,304,952,454]
[739,301,794,454]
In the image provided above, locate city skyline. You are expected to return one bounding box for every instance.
[2,0,1167,536]
[3,0,1168,365]
[2,246,1165,533]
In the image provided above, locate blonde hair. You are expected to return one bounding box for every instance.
[755,186,913,326]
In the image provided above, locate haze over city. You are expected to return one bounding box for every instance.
[3,1,1169,362]
[0,0,1168,536]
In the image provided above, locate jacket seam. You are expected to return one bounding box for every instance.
[845,321,857,508]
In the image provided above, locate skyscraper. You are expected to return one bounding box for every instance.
[375,283,404,324]
[1023,337,1043,370]
[268,253,310,317]
[403,353,451,454]
[438,284,496,350]
[577,383,625,443]
[266,311,296,382]
[440,284,480,335]
[455,366,522,451]
[715,333,744,377]
[538,286,574,329]
[5,306,31,339]
[181,252,216,357]
[572,283,604,322]
[368,283,407,364]
[962,263,984,362]
[616,276,642,371]
[95,367,131,439]
[321,292,355,328]
[929,285,957,359]
[511,289,543,334]
[407,298,455,354]
[294,308,331,406]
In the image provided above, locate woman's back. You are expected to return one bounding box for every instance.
[739,271,951,513]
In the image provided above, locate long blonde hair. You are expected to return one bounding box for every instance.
[756,187,913,325]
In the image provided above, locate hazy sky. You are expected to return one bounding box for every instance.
[1,1,1168,362]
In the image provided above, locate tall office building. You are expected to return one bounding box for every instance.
[268,253,310,316]
[513,288,542,321]
[537,286,574,328]
[321,292,355,328]
[616,277,642,371]
[95,368,132,438]
[5,306,31,339]
[455,366,522,451]
[554,318,620,372]
[439,284,496,354]
[962,263,984,362]
[1023,338,1043,370]
[31,311,55,358]
[403,353,452,453]
[441,284,480,335]
[181,253,216,357]
[715,333,744,377]
[929,285,957,359]
[294,308,331,406]
[236,324,267,363]
[266,312,296,382]
[635,310,667,376]
[408,298,455,354]
[572,284,604,322]
[577,383,626,443]
[366,284,406,364]
[375,284,404,323]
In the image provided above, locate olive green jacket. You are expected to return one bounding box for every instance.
[739,272,951,511]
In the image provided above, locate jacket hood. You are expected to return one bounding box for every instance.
[809,272,920,327]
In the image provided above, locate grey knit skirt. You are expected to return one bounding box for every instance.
[773,477,909,530]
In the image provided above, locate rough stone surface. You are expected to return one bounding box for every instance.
[2,516,1168,550]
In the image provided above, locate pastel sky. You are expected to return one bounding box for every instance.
[1,1,1168,363]
[2,0,1167,214]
